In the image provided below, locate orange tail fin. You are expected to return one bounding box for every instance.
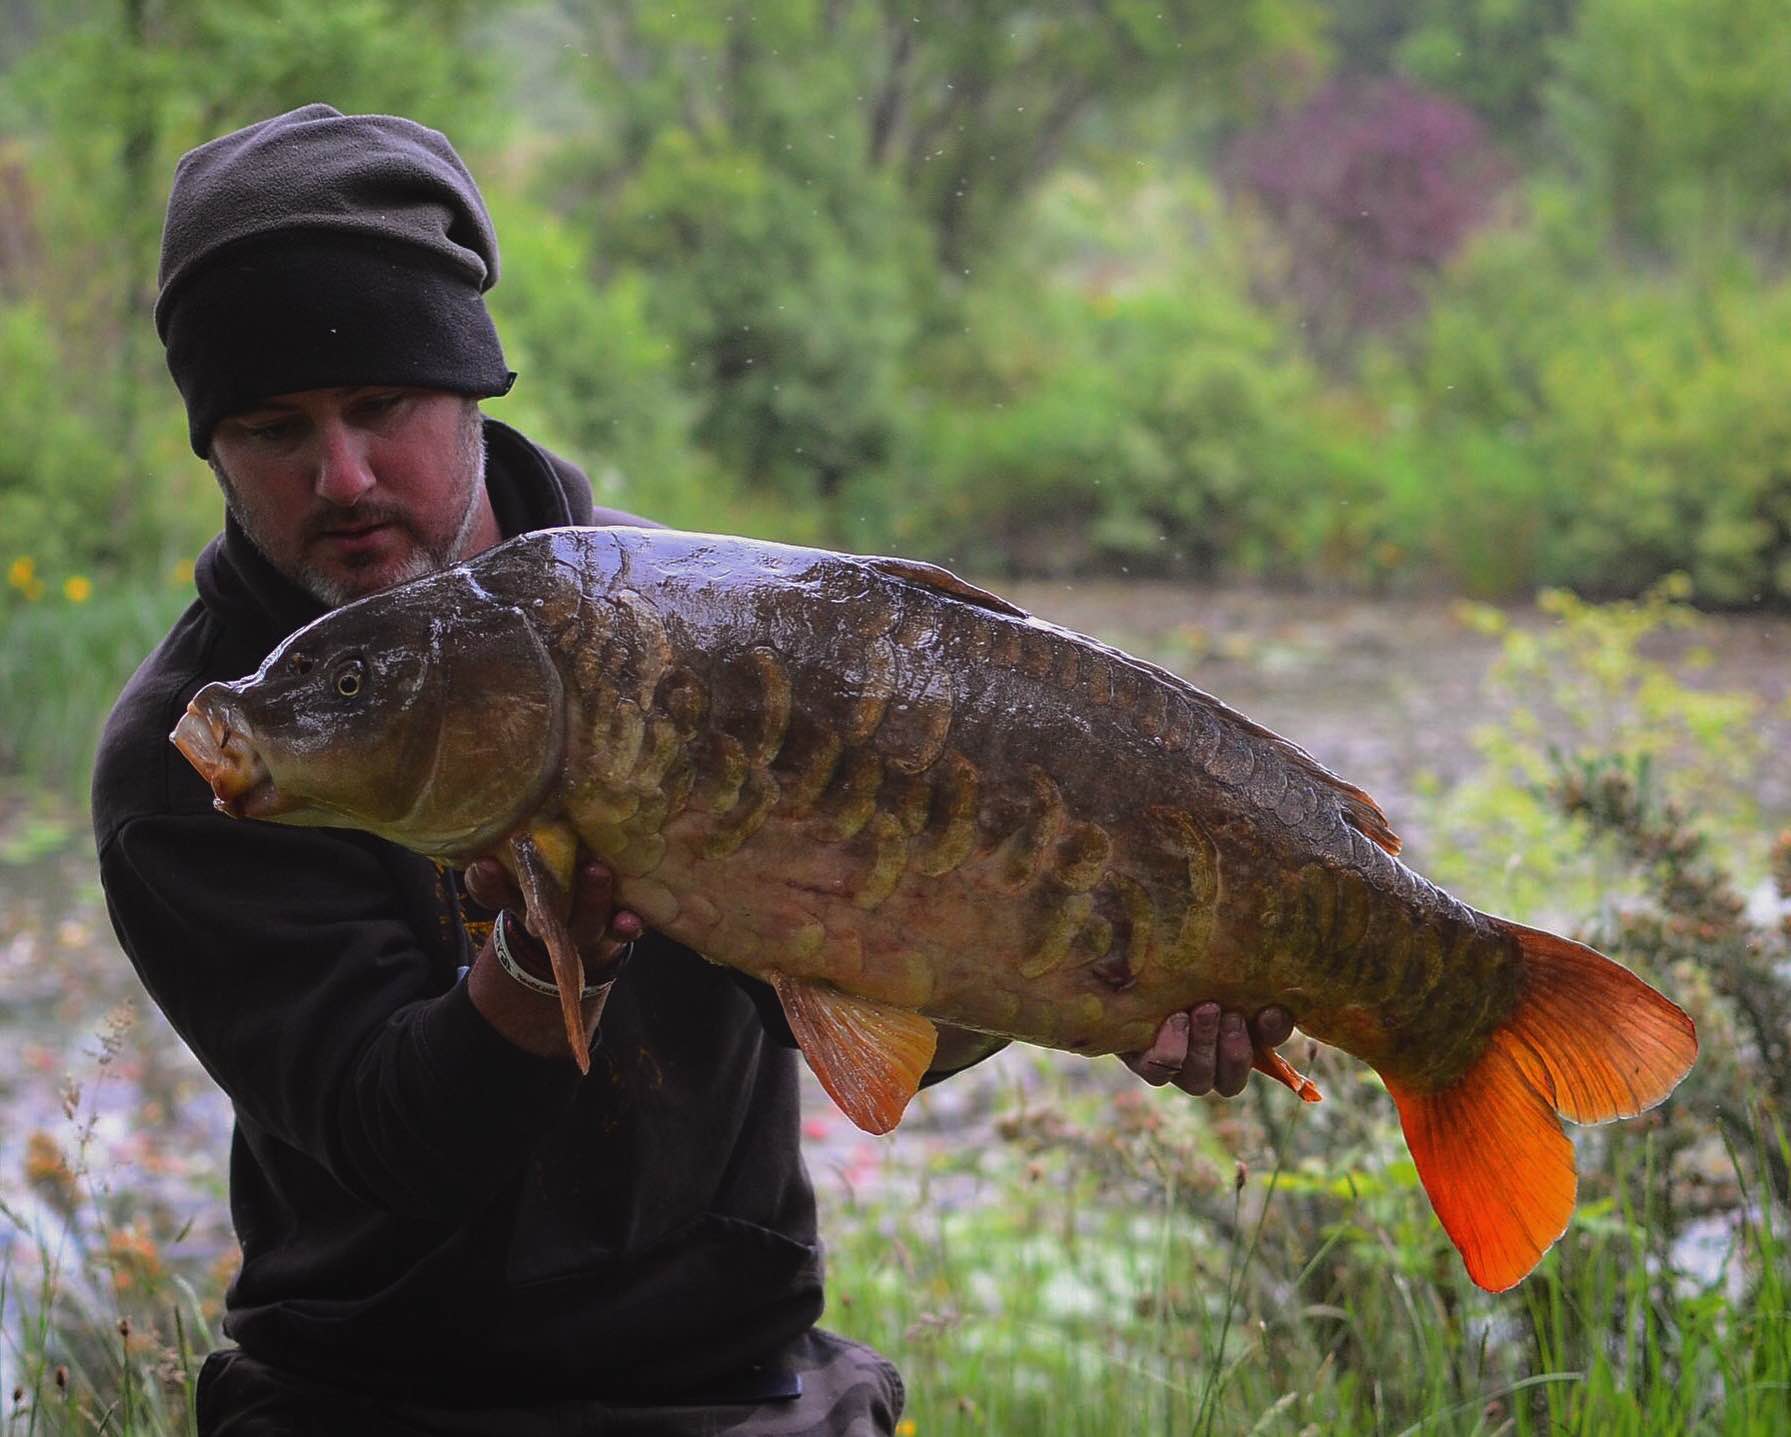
[1381,919,1697,1292]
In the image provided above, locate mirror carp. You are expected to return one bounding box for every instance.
[172,527,1697,1291]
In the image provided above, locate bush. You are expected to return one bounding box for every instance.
[1548,0,1791,254]
[588,125,927,518]
[872,243,1375,581]
[1386,218,1791,602]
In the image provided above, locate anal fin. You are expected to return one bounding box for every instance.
[770,974,938,1134]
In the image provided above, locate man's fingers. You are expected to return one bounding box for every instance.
[1171,1002,1222,1096]
[1124,1010,1191,1086]
[566,858,616,946]
[568,859,644,981]
[1124,1002,1298,1099]
[1250,1004,1295,1051]
[1211,1011,1253,1098]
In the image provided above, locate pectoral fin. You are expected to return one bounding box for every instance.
[769,974,938,1134]
[506,819,590,1074]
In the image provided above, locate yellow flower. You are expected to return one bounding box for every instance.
[7,556,33,589]
[896,1422,917,1436]
[171,558,196,587]
[64,575,93,603]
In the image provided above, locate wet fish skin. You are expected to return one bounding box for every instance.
[172,526,1697,1292]
[469,530,1503,1080]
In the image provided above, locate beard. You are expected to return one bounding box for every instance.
[211,401,488,609]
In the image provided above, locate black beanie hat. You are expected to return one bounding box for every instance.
[155,104,516,456]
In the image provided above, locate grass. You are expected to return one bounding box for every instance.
[818,1072,1790,1435]
[7,986,1782,1436]
[0,582,193,801]
[0,1002,216,1436]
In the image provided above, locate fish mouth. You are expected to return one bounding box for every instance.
[170,700,294,820]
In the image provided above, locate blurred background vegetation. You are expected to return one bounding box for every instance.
[7,0,1791,787]
[5,0,1791,594]
[1,1,1788,1431]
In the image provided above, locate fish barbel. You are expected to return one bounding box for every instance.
[171,527,1696,1291]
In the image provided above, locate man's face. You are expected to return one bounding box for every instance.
[208,387,494,608]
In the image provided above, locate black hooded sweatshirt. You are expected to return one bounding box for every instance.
[91,420,823,1404]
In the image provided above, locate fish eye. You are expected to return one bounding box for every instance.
[334,659,366,698]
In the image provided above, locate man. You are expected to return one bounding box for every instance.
[93,105,1294,1435]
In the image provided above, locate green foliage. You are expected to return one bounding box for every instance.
[1548,0,1791,254]
[600,125,924,509]
[0,303,127,574]
[1384,223,1791,603]
[1530,277,1791,604]
[1424,576,1763,916]
[3,0,1790,604]
[544,0,1318,272]
[863,176,1373,579]
[1395,0,1579,146]
[482,189,835,542]
[510,0,1320,524]
[0,575,193,795]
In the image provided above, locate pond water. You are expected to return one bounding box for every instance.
[2,585,1785,1321]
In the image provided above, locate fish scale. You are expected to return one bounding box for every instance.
[172,526,1697,1293]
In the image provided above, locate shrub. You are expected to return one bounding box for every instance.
[1389,220,1791,602]
[874,253,1375,581]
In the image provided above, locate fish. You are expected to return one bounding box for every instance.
[171,526,1697,1291]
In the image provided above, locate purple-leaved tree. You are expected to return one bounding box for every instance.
[1225,77,1511,364]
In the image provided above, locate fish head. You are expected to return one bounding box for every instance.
[172,567,565,861]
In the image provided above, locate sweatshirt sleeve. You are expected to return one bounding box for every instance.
[98,810,582,1221]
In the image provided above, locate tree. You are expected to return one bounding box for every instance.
[1224,76,1510,365]
[547,0,1314,275]
[518,1,1314,509]
[2,0,513,569]
[1547,0,1791,259]
[1322,0,1581,151]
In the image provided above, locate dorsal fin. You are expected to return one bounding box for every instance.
[1065,635,1403,856]
[859,555,1398,855]
[863,555,1030,619]
[1191,691,1402,855]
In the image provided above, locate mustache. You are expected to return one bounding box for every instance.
[304,506,412,544]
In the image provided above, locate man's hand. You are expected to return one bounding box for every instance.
[463,854,643,984]
[461,853,647,1062]
[1122,1004,1295,1098]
